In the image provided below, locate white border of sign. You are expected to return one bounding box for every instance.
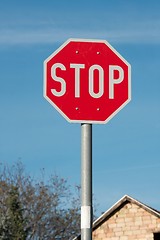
[44,38,131,124]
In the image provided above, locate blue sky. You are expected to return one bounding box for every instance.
[0,0,160,216]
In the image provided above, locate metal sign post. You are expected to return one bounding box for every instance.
[81,123,92,240]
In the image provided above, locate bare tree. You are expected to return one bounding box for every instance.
[0,161,81,239]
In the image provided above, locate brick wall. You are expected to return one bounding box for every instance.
[93,202,160,240]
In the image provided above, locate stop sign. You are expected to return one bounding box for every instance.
[44,39,131,123]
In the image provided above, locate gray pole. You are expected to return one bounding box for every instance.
[81,123,92,240]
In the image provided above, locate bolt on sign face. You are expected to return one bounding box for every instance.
[44,38,131,124]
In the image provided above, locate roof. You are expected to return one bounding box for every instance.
[73,194,160,240]
[93,195,160,230]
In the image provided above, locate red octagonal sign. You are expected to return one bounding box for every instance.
[44,39,131,124]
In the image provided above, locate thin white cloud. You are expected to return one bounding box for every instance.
[94,162,160,175]
[0,19,160,46]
